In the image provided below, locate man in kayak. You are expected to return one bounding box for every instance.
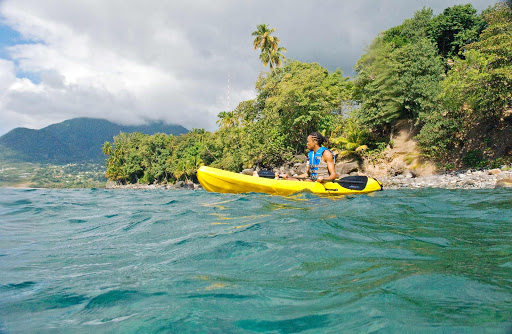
[282,132,338,182]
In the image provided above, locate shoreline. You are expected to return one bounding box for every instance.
[2,167,510,191]
[103,168,512,190]
[377,169,512,189]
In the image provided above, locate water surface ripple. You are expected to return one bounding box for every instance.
[0,188,511,333]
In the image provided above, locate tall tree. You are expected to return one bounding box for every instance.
[252,24,287,70]
[254,61,353,157]
[450,2,512,118]
[355,13,444,132]
[426,4,485,61]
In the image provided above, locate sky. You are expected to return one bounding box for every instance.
[0,0,500,135]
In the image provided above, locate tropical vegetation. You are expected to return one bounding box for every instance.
[103,3,512,185]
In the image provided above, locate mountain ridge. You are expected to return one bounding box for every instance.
[0,118,188,164]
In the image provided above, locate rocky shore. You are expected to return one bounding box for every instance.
[105,167,512,190]
[105,180,201,190]
[377,168,512,189]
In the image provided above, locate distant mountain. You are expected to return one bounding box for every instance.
[0,118,188,164]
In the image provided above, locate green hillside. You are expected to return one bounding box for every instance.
[0,118,188,164]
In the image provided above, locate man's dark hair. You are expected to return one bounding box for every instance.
[309,132,325,145]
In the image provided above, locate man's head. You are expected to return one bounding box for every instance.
[307,132,324,150]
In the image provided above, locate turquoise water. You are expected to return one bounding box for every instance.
[0,188,511,333]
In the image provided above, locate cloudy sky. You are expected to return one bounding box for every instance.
[0,0,499,135]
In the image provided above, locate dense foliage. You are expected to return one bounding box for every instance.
[416,2,512,162]
[104,2,512,184]
[103,130,209,184]
[427,4,486,61]
[355,2,511,165]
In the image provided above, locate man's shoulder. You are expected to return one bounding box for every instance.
[321,148,334,159]
[320,147,332,154]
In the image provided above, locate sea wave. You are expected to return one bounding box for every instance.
[0,188,511,333]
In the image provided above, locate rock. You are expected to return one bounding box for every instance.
[105,180,121,189]
[349,172,359,176]
[170,181,188,189]
[404,172,413,179]
[241,169,254,175]
[463,180,475,187]
[336,162,359,175]
[489,169,502,175]
[496,172,508,180]
[495,178,512,188]
[389,161,406,175]
[294,163,308,175]
[294,155,308,162]
[168,181,199,190]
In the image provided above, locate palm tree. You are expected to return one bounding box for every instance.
[271,46,287,68]
[216,111,238,128]
[252,24,287,70]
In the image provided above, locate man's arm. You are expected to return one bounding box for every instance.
[295,161,310,178]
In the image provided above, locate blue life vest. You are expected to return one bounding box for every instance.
[308,147,335,178]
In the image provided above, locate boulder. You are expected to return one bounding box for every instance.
[169,181,197,189]
[172,181,185,188]
[293,163,308,175]
[495,178,512,188]
[489,169,502,175]
[496,172,508,180]
[105,180,120,189]
[336,162,359,175]
[389,161,406,176]
[241,169,254,175]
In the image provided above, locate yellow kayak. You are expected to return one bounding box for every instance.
[197,166,382,196]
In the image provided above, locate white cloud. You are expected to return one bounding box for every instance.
[0,58,16,91]
[0,0,498,135]
[0,0,254,133]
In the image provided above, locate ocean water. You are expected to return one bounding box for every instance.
[0,187,511,333]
